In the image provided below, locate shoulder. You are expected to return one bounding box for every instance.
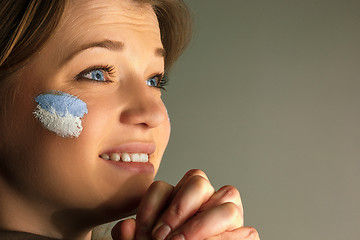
[0,231,59,240]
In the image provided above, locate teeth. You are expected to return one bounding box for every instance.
[131,153,140,162]
[100,152,149,163]
[100,154,110,160]
[140,153,148,162]
[121,153,131,162]
[110,153,121,162]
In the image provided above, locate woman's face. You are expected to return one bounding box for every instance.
[0,0,170,223]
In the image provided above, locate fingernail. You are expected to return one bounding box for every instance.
[153,224,171,240]
[170,233,185,240]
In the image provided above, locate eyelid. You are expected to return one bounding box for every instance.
[148,72,168,90]
[75,65,115,82]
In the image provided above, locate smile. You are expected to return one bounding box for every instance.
[100,153,149,162]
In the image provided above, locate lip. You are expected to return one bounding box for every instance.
[99,142,156,173]
[100,142,156,155]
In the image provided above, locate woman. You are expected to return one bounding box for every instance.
[0,0,259,239]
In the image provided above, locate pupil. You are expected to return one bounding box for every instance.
[92,71,103,80]
[146,78,157,86]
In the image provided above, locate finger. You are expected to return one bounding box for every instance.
[206,227,260,240]
[152,174,215,240]
[134,181,174,239]
[199,185,243,226]
[111,218,136,240]
[174,169,209,188]
[168,202,242,240]
[171,169,209,199]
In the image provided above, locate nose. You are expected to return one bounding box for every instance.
[119,80,167,128]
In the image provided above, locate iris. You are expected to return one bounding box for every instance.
[146,77,157,87]
[87,70,105,81]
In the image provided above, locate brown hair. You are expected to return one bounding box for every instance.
[0,0,192,121]
[0,0,65,120]
[146,0,193,71]
[0,0,192,79]
[0,0,65,79]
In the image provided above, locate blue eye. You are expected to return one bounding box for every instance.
[146,77,158,87]
[83,70,105,81]
[146,73,169,90]
[76,65,115,83]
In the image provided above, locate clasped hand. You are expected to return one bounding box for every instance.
[112,169,260,240]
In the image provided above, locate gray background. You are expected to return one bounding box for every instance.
[156,0,360,240]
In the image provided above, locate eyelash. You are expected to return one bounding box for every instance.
[75,65,169,90]
[75,65,115,83]
[150,73,169,90]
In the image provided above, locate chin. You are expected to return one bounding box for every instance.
[93,174,154,223]
[66,190,146,230]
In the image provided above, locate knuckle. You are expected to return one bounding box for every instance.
[219,185,240,200]
[188,175,215,197]
[187,217,204,233]
[149,181,174,195]
[222,202,241,220]
[140,181,173,217]
[247,227,260,239]
[183,218,212,240]
[185,169,207,179]
[188,175,214,193]
[168,201,186,221]
[151,180,170,189]
[218,185,243,211]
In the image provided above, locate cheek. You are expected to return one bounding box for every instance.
[80,97,118,139]
[153,108,171,170]
[156,103,171,148]
[33,90,88,138]
[163,113,171,145]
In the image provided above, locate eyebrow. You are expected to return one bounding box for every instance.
[61,39,165,65]
[155,47,166,57]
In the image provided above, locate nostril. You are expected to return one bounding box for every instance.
[119,104,166,128]
[117,86,167,128]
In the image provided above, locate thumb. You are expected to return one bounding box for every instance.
[111,218,136,240]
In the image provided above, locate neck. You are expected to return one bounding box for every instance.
[0,181,93,240]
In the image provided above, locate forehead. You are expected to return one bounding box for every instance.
[46,0,162,65]
[61,0,159,34]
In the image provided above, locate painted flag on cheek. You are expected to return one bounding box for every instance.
[33,90,88,138]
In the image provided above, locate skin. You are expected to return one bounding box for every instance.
[0,0,260,239]
[0,0,168,239]
[112,169,260,240]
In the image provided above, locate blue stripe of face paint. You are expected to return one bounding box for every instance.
[35,90,88,117]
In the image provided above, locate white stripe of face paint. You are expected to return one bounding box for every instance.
[33,90,88,138]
